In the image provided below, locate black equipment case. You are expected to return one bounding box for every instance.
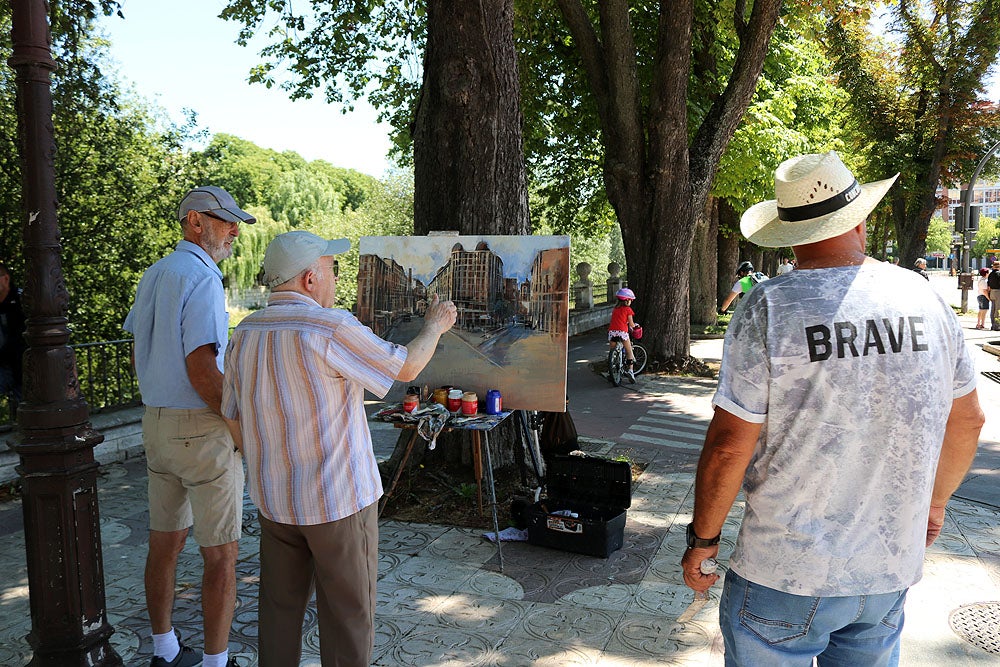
[526,454,632,558]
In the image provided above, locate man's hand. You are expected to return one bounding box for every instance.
[397,294,457,382]
[424,293,457,334]
[681,545,721,593]
[926,504,947,546]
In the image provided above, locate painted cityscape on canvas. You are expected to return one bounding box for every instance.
[357,234,570,413]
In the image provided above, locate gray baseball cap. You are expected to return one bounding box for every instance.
[177,186,256,224]
[262,231,350,288]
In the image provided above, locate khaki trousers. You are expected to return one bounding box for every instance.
[990,288,1000,329]
[258,503,378,667]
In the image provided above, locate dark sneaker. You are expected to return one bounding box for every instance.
[150,645,203,667]
[226,657,245,667]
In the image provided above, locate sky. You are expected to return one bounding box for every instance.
[98,3,999,182]
[98,0,394,178]
[360,235,571,285]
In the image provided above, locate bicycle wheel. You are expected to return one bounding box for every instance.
[632,344,647,375]
[608,345,623,386]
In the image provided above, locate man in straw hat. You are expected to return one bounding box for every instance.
[680,151,984,665]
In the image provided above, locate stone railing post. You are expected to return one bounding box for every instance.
[606,261,623,303]
[572,262,593,310]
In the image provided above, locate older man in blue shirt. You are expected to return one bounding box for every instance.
[125,186,254,667]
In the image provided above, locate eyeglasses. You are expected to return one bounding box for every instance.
[332,259,339,277]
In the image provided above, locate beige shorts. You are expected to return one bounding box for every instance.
[143,406,244,547]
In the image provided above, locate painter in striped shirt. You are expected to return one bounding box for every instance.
[221,230,456,667]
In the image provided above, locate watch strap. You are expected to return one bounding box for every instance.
[686,522,720,548]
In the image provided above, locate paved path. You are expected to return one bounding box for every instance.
[2,281,999,664]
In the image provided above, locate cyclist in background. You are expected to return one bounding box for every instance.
[609,287,639,383]
[719,261,768,313]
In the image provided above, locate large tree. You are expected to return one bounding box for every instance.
[413,0,529,235]
[826,0,1000,267]
[539,0,782,361]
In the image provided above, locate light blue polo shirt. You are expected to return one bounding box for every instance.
[124,240,228,408]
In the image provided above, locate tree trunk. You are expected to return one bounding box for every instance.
[717,201,740,306]
[413,0,529,236]
[556,0,781,364]
[689,197,718,326]
[893,191,924,268]
[396,0,533,486]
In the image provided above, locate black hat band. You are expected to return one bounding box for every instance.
[776,180,861,222]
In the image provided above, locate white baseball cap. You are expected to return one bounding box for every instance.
[262,231,350,288]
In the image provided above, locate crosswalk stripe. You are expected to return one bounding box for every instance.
[618,402,711,451]
[629,422,705,443]
[636,415,707,436]
[619,431,704,450]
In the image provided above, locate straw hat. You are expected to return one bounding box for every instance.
[740,151,898,248]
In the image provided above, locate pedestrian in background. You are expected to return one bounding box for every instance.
[976,267,990,329]
[988,259,1000,330]
[125,186,255,667]
[718,261,767,313]
[776,257,793,275]
[681,151,984,666]
[222,231,457,667]
[0,261,25,412]
[913,257,929,280]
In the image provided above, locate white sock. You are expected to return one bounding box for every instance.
[152,628,180,661]
[204,650,229,667]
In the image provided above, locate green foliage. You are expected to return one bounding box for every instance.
[926,215,952,255]
[218,0,425,162]
[824,0,1000,263]
[714,27,851,220]
[973,217,1000,257]
[329,169,415,310]
[1,1,414,340]
[1,5,196,341]
[188,136,389,301]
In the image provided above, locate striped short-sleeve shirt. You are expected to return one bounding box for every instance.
[222,291,407,525]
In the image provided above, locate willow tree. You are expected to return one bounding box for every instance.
[826,0,1000,267]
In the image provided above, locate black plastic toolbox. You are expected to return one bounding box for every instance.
[526,454,632,558]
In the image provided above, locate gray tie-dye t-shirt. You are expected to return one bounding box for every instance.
[713,261,976,596]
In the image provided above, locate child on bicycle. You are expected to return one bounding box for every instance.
[609,287,639,383]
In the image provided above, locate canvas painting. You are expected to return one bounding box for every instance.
[357,234,570,413]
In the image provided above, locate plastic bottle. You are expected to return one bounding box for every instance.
[694,558,718,601]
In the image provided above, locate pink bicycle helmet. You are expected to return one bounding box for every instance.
[616,287,636,301]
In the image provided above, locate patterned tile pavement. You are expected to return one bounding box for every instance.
[3,340,1000,664]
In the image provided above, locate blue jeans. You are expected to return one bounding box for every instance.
[720,570,906,667]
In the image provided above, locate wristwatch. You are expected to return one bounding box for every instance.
[686,523,720,549]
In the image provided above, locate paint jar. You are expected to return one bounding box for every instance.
[447,389,463,414]
[403,394,419,413]
[461,392,478,415]
[485,389,502,415]
[432,387,449,406]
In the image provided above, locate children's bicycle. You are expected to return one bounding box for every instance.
[608,335,647,387]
